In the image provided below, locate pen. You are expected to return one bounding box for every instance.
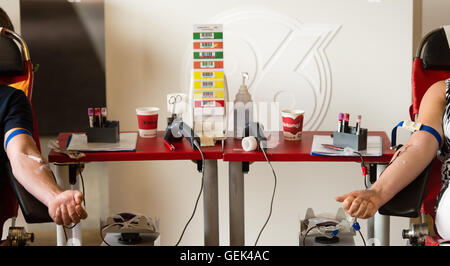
[164,140,176,151]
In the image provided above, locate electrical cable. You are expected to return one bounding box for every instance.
[302,220,367,246]
[254,143,277,246]
[353,151,369,189]
[175,140,205,246]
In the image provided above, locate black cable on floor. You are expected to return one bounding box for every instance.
[175,141,205,246]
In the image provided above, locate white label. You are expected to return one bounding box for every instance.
[202,91,215,98]
[200,52,214,58]
[201,61,215,68]
[202,72,214,78]
[202,100,216,107]
[200,42,214,48]
[202,81,214,87]
[200,32,214,39]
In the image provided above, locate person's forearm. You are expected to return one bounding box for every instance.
[9,150,62,207]
[370,131,438,206]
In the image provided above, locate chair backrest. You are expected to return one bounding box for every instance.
[0,27,52,231]
[410,26,450,121]
[380,27,450,224]
[0,27,40,151]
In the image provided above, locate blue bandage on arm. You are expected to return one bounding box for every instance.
[5,129,32,150]
[391,121,442,148]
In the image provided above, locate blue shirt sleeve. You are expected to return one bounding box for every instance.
[3,89,33,136]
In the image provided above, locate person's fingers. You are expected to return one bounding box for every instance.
[362,202,376,219]
[354,200,368,218]
[53,207,63,225]
[348,197,363,216]
[75,205,88,220]
[60,204,71,226]
[335,193,350,202]
[342,195,355,212]
[67,204,80,224]
[73,191,83,205]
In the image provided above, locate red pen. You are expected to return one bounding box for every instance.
[164,140,175,151]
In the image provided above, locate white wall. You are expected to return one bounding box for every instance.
[422,0,450,35]
[104,0,414,246]
[0,0,20,33]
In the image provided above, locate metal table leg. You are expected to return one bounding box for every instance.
[229,161,245,246]
[202,159,219,246]
[374,164,390,246]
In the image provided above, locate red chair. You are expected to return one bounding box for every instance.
[378,26,450,246]
[0,27,52,240]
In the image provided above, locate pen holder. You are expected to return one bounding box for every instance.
[332,126,368,151]
[87,120,120,143]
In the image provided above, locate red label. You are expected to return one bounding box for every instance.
[282,115,303,135]
[137,114,158,130]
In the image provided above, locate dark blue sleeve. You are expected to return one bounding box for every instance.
[3,89,33,135]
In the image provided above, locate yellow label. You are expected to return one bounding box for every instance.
[193,71,224,80]
[193,90,225,99]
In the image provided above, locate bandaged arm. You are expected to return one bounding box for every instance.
[371,81,445,207]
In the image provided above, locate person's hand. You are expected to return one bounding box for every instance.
[335,189,383,219]
[47,190,88,225]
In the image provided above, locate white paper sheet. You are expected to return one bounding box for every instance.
[66,132,138,152]
[310,135,382,157]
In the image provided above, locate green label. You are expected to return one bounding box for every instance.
[194,51,223,59]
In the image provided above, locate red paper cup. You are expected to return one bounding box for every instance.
[281,109,304,141]
[136,107,159,138]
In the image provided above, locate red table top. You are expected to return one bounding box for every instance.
[48,131,394,164]
[223,131,394,163]
[48,131,223,163]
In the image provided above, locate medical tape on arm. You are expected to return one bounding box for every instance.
[4,129,51,173]
[26,154,51,173]
[5,129,33,150]
[391,121,442,148]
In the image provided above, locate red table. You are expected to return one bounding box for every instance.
[48,131,223,246]
[223,131,395,246]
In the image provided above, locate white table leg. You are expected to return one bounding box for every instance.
[53,164,83,246]
[374,164,390,246]
[70,179,82,246]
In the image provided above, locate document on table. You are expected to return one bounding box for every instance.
[66,132,138,152]
[310,135,382,156]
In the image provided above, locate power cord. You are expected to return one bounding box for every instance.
[175,140,205,246]
[254,143,277,246]
[353,151,369,189]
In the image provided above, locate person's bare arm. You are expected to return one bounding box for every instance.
[4,129,87,225]
[336,80,446,218]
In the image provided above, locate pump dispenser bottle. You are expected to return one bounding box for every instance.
[233,72,253,139]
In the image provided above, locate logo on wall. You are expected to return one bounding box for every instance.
[183,10,340,130]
